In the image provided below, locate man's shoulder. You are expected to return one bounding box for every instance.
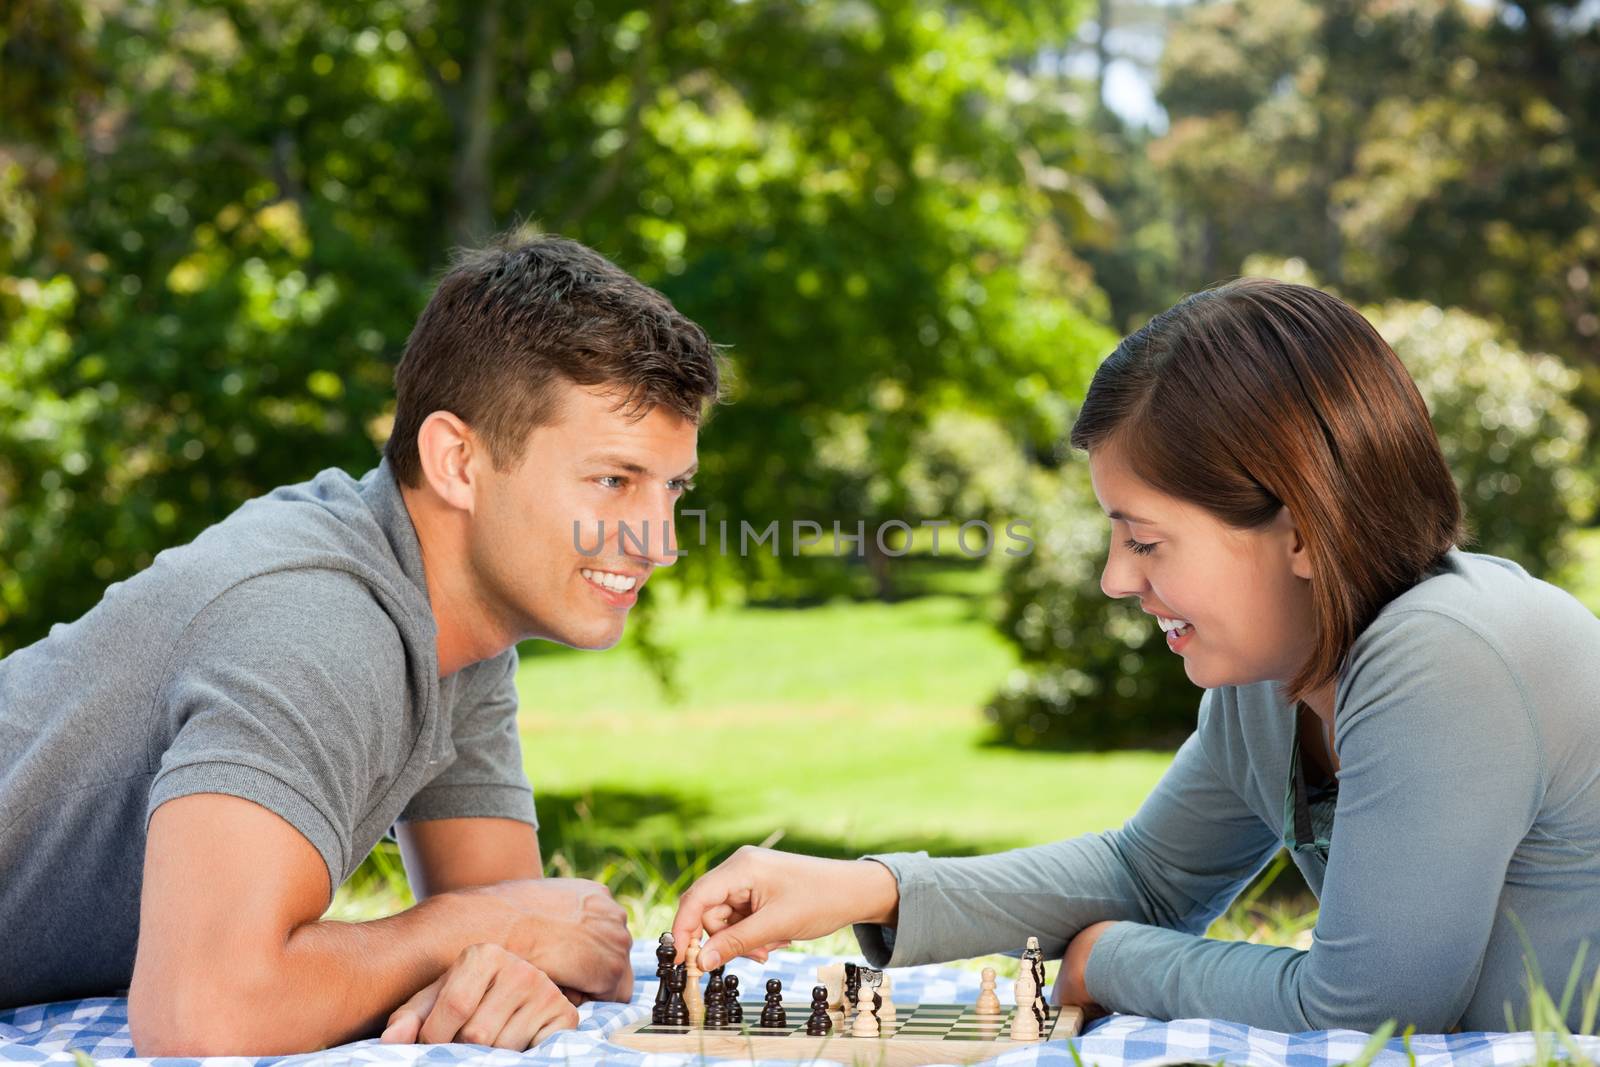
[185,566,410,651]
[142,463,427,633]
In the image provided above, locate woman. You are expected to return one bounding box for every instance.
[669,279,1600,1033]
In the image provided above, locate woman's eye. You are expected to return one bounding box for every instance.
[1123,538,1157,556]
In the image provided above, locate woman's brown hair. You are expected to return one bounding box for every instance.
[1069,278,1465,701]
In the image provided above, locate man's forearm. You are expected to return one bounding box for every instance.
[136,889,513,1056]
[280,889,499,1046]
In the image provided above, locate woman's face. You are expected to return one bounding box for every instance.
[1088,443,1318,691]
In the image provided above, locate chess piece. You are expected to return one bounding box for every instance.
[705,972,729,1028]
[817,963,846,1010]
[843,962,860,1015]
[725,976,743,1024]
[877,973,895,1025]
[1024,936,1048,1024]
[851,982,879,1037]
[760,978,787,1028]
[975,967,1002,1016]
[1009,968,1041,1041]
[666,963,689,1027]
[653,933,676,1024]
[685,941,705,1026]
[806,985,833,1035]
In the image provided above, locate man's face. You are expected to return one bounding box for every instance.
[469,381,699,650]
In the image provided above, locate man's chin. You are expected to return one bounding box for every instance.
[555,625,627,652]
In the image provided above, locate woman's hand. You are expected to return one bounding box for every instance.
[671,846,901,970]
[1053,920,1117,1017]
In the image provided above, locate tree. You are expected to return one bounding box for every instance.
[0,0,1115,651]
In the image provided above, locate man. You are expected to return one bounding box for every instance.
[0,232,721,1054]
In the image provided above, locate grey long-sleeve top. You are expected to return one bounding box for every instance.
[854,550,1600,1033]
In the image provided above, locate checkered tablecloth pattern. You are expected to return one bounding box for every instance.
[3,940,1595,1066]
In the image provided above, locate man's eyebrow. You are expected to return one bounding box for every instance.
[1107,509,1157,525]
[587,453,651,474]
[586,454,699,479]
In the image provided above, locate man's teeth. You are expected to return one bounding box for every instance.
[581,568,638,593]
[1157,615,1192,634]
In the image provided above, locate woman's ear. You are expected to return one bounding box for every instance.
[1282,507,1314,581]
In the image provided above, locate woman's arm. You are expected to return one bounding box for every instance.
[852,689,1284,967]
[1082,611,1541,1032]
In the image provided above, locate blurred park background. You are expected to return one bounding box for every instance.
[4,0,1600,943]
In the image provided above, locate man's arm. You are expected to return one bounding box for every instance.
[128,794,630,1057]
[397,816,543,899]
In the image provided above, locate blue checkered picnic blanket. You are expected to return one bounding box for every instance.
[2,940,1594,1066]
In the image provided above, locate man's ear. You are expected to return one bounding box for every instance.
[415,411,481,514]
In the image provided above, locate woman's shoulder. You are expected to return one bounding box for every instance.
[1340,548,1600,733]
[1356,549,1595,659]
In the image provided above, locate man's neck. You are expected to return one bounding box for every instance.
[398,482,511,678]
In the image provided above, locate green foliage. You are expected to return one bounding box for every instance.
[988,279,1592,750]
[0,0,1112,654]
[1147,0,1600,454]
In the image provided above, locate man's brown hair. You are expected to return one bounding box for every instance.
[385,230,722,487]
[1069,278,1465,702]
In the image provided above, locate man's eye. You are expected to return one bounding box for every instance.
[1123,538,1157,556]
[668,480,695,493]
[598,475,627,489]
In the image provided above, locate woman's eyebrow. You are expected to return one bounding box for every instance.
[1107,509,1157,525]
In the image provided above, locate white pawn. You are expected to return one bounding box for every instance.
[976,967,1002,1016]
[878,974,896,1025]
[685,941,705,1027]
[1009,969,1041,1041]
[852,982,880,1037]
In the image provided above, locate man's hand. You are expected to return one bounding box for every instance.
[381,944,578,1050]
[1053,920,1116,1019]
[672,846,901,971]
[459,878,633,1003]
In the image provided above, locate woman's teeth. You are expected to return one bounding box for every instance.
[1157,615,1194,637]
[581,568,638,593]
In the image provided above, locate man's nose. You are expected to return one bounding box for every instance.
[617,510,682,568]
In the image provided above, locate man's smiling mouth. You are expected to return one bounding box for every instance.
[580,568,640,593]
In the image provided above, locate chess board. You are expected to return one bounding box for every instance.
[611,1001,1083,1065]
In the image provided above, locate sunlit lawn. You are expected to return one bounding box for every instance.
[513,568,1174,870]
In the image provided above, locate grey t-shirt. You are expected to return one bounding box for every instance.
[856,549,1600,1033]
[0,460,537,1007]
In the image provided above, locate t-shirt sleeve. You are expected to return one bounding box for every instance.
[853,690,1282,967]
[1084,609,1543,1032]
[398,647,537,828]
[147,569,412,895]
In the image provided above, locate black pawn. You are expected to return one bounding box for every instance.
[843,963,860,1010]
[760,977,787,1028]
[665,962,689,1026]
[652,933,675,1025]
[705,973,728,1028]
[806,985,833,1036]
[725,975,743,1024]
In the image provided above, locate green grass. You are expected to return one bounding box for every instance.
[512,568,1172,877]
